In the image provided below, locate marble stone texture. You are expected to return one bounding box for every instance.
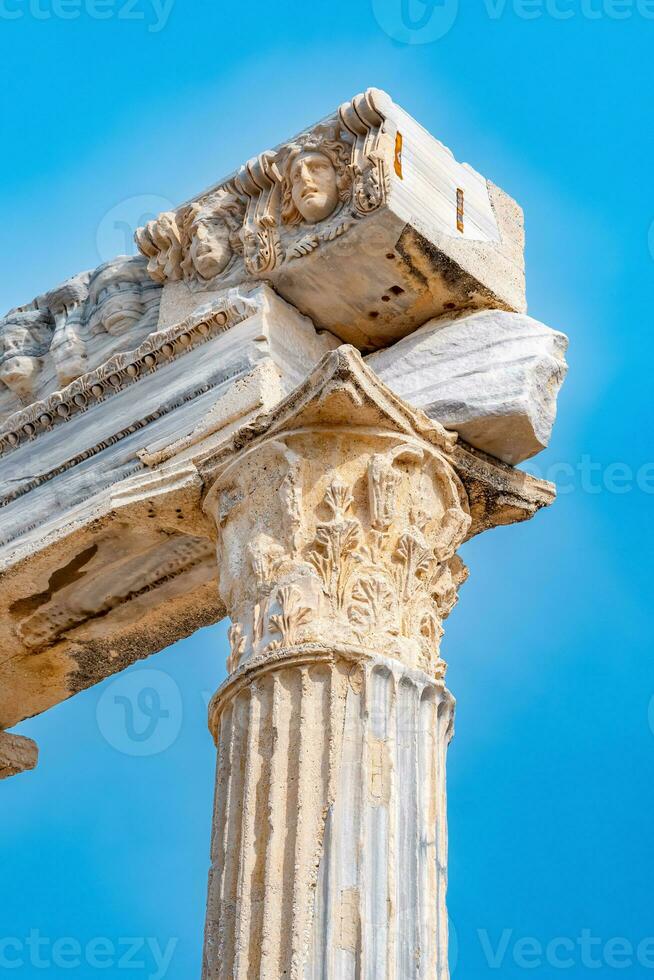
[0,84,569,978]
[204,654,453,979]
[0,285,338,729]
[0,256,162,422]
[198,343,557,977]
[367,308,568,464]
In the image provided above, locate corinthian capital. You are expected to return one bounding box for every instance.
[201,345,541,681]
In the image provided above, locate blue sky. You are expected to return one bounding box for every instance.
[1,0,653,976]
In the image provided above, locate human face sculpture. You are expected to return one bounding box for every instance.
[189,217,232,281]
[289,151,340,224]
[99,289,143,336]
[0,355,39,400]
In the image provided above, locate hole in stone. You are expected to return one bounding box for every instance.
[389,285,405,296]
[368,311,380,319]
[444,302,456,310]
[385,252,395,259]
[382,295,390,302]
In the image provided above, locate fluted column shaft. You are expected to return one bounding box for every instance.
[204,650,454,979]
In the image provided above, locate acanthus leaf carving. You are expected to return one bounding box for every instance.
[267,584,313,652]
[368,444,424,530]
[308,479,367,615]
[203,355,472,675]
[348,575,398,643]
[227,622,246,673]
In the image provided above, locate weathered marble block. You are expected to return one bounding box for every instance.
[367,309,568,464]
[0,256,161,422]
[0,286,337,728]
[137,88,525,351]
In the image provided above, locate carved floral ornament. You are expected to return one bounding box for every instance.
[209,431,469,679]
[135,90,395,288]
[200,348,473,679]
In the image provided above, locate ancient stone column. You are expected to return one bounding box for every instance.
[199,347,486,978]
[0,86,565,978]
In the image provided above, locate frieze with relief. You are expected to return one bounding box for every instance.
[135,90,392,291]
[0,256,161,421]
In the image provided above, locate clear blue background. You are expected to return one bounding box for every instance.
[1,0,653,975]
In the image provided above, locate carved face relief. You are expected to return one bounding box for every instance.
[289,151,340,225]
[0,355,40,400]
[50,326,87,386]
[187,215,233,281]
[0,310,52,400]
[96,286,144,337]
[87,257,156,338]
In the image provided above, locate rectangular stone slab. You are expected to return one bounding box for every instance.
[138,88,525,351]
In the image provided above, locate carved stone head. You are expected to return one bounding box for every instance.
[280,135,352,226]
[0,355,40,401]
[86,256,159,338]
[181,206,232,282]
[180,194,243,284]
[0,309,52,401]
